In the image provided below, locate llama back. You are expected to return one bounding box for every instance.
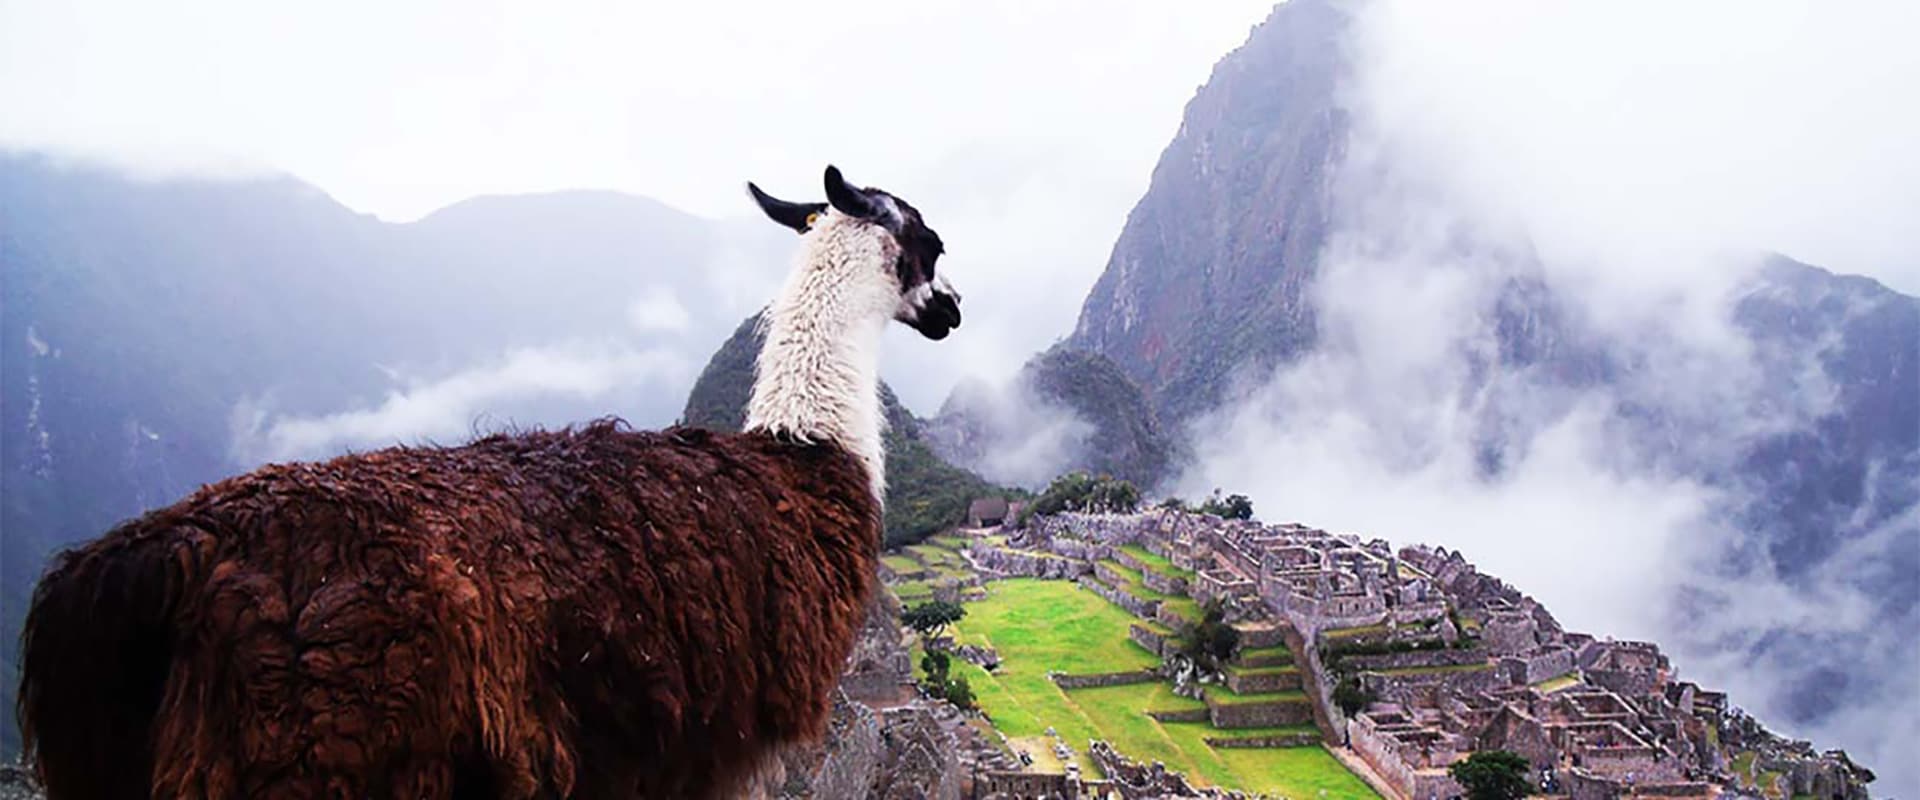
[17,419,881,799]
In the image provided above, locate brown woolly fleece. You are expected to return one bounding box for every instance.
[16,419,880,799]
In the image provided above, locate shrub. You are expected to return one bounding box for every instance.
[1332,676,1376,716]
[1018,471,1140,523]
[1196,490,1254,521]
[903,600,966,640]
[1449,750,1533,800]
[1175,599,1240,673]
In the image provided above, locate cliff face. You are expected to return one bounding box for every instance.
[1041,0,1915,789]
[1066,0,1348,424]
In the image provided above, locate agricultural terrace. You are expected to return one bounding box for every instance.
[949,579,1378,799]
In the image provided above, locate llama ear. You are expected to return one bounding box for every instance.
[823,165,881,220]
[748,182,827,235]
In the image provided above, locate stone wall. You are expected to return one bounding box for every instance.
[1207,698,1314,728]
[1349,715,1466,800]
[973,546,1090,580]
[1499,645,1575,686]
[1139,568,1189,597]
[1051,669,1158,690]
[1081,575,1159,619]
[1147,707,1211,723]
[1341,648,1487,673]
[1585,667,1658,697]
[875,706,963,800]
[1129,623,1170,657]
[1225,668,1301,695]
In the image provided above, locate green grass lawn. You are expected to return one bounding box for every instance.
[1117,543,1197,581]
[930,534,972,551]
[906,544,961,567]
[882,554,925,574]
[953,579,1377,798]
[1097,560,1171,601]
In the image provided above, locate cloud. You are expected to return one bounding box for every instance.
[1183,0,1919,792]
[931,377,1095,490]
[232,343,689,463]
[627,287,692,333]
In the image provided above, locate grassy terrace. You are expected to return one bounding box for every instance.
[1322,623,1390,639]
[1225,663,1299,678]
[1238,644,1293,663]
[954,579,1377,799]
[1532,672,1582,693]
[930,534,972,550]
[1098,560,1171,601]
[1206,686,1310,706]
[882,554,925,574]
[1117,543,1196,581]
[906,544,962,567]
[1159,595,1202,624]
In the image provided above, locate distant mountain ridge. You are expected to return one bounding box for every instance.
[0,153,791,754]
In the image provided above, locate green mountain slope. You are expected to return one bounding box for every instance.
[679,313,1008,546]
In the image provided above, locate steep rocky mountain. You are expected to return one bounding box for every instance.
[1039,0,1916,789]
[1066,0,1347,424]
[678,312,1007,547]
[0,153,791,754]
[925,345,1174,490]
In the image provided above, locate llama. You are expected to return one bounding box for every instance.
[15,165,960,799]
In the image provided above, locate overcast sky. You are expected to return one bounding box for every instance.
[1,0,1278,411]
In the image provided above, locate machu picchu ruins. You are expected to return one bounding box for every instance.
[893,505,1877,800]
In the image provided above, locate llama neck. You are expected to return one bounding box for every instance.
[745,216,899,500]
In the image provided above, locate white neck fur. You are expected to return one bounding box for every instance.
[744,213,901,500]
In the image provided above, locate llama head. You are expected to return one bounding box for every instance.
[748,166,961,340]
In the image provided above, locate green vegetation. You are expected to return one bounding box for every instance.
[881,554,924,575]
[902,600,966,640]
[1532,672,1581,693]
[1117,543,1196,581]
[1449,750,1533,800]
[1237,644,1293,665]
[1322,623,1390,639]
[1099,560,1170,601]
[1206,687,1309,706]
[1019,471,1141,523]
[1017,345,1173,488]
[950,580,1376,798]
[1195,490,1255,520]
[1332,676,1377,716]
[1173,598,1239,673]
[919,649,978,710]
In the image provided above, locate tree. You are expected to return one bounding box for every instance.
[1196,490,1254,520]
[902,600,966,640]
[1332,676,1376,716]
[945,674,977,710]
[1021,471,1141,522]
[1449,750,1533,800]
[1175,599,1240,673]
[1157,497,1188,512]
